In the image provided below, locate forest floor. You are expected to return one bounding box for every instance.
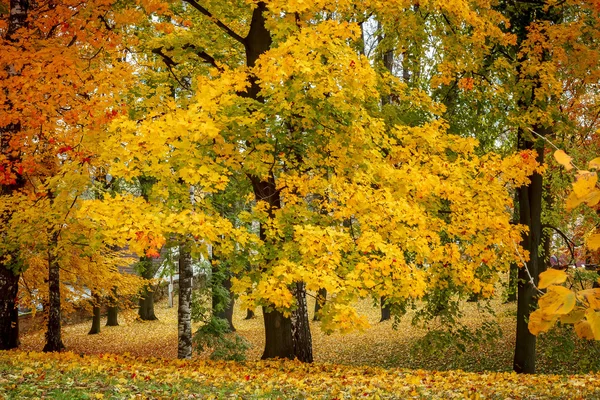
[4,296,600,398]
[17,294,600,374]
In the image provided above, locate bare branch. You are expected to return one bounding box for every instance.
[181,44,223,71]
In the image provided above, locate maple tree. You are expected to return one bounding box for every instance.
[91,0,541,363]
[0,0,151,351]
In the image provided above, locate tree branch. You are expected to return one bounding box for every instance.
[182,0,246,45]
[181,44,223,71]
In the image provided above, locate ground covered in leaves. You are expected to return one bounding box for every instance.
[4,297,600,398]
[3,350,600,399]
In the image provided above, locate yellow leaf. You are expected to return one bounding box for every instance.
[528,309,557,335]
[554,150,573,171]
[587,234,600,251]
[538,269,567,289]
[538,285,576,315]
[575,320,595,339]
[573,171,597,197]
[565,190,584,210]
[560,308,586,324]
[589,157,600,169]
[584,189,600,207]
[586,308,600,340]
[577,289,600,309]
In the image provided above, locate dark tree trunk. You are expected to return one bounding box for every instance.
[245,309,255,319]
[292,282,313,362]
[211,259,235,332]
[513,127,546,374]
[313,288,326,321]
[244,2,310,361]
[138,256,158,321]
[380,297,391,322]
[0,266,19,350]
[178,244,193,359]
[0,0,31,352]
[106,287,118,326]
[138,288,157,321]
[43,242,65,352]
[88,299,101,335]
[106,305,118,326]
[261,307,294,360]
[506,262,518,302]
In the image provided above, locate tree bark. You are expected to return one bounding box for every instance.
[261,307,294,360]
[138,287,157,321]
[0,266,19,350]
[43,237,65,352]
[138,256,158,321]
[88,296,101,335]
[178,244,193,359]
[380,297,391,322]
[106,287,118,326]
[313,288,326,321]
[291,282,313,362]
[513,127,546,374]
[106,305,118,326]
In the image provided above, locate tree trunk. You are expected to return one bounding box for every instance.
[245,309,255,319]
[43,241,65,352]
[178,244,193,359]
[245,2,311,361]
[88,301,101,335]
[513,127,546,374]
[292,282,313,362]
[106,287,118,326]
[313,288,326,321]
[261,307,294,360]
[0,0,31,352]
[106,305,118,326]
[138,256,158,321]
[138,288,157,321]
[506,262,518,302]
[0,266,19,350]
[380,297,391,322]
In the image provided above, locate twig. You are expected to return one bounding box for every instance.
[512,240,544,295]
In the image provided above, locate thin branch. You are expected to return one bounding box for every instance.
[528,127,581,171]
[182,0,246,45]
[151,47,190,89]
[541,224,577,262]
[181,44,223,71]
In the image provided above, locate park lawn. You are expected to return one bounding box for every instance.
[4,296,600,398]
[17,296,518,371]
[2,350,600,399]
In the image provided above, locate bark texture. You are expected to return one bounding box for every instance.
[313,288,326,321]
[43,241,65,352]
[261,307,294,360]
[138,257,158,321]
[106,287,119,326]
[291,282,313,363]
[513,127,546,373]
[177,244,193,359]
[0,266,19,350]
